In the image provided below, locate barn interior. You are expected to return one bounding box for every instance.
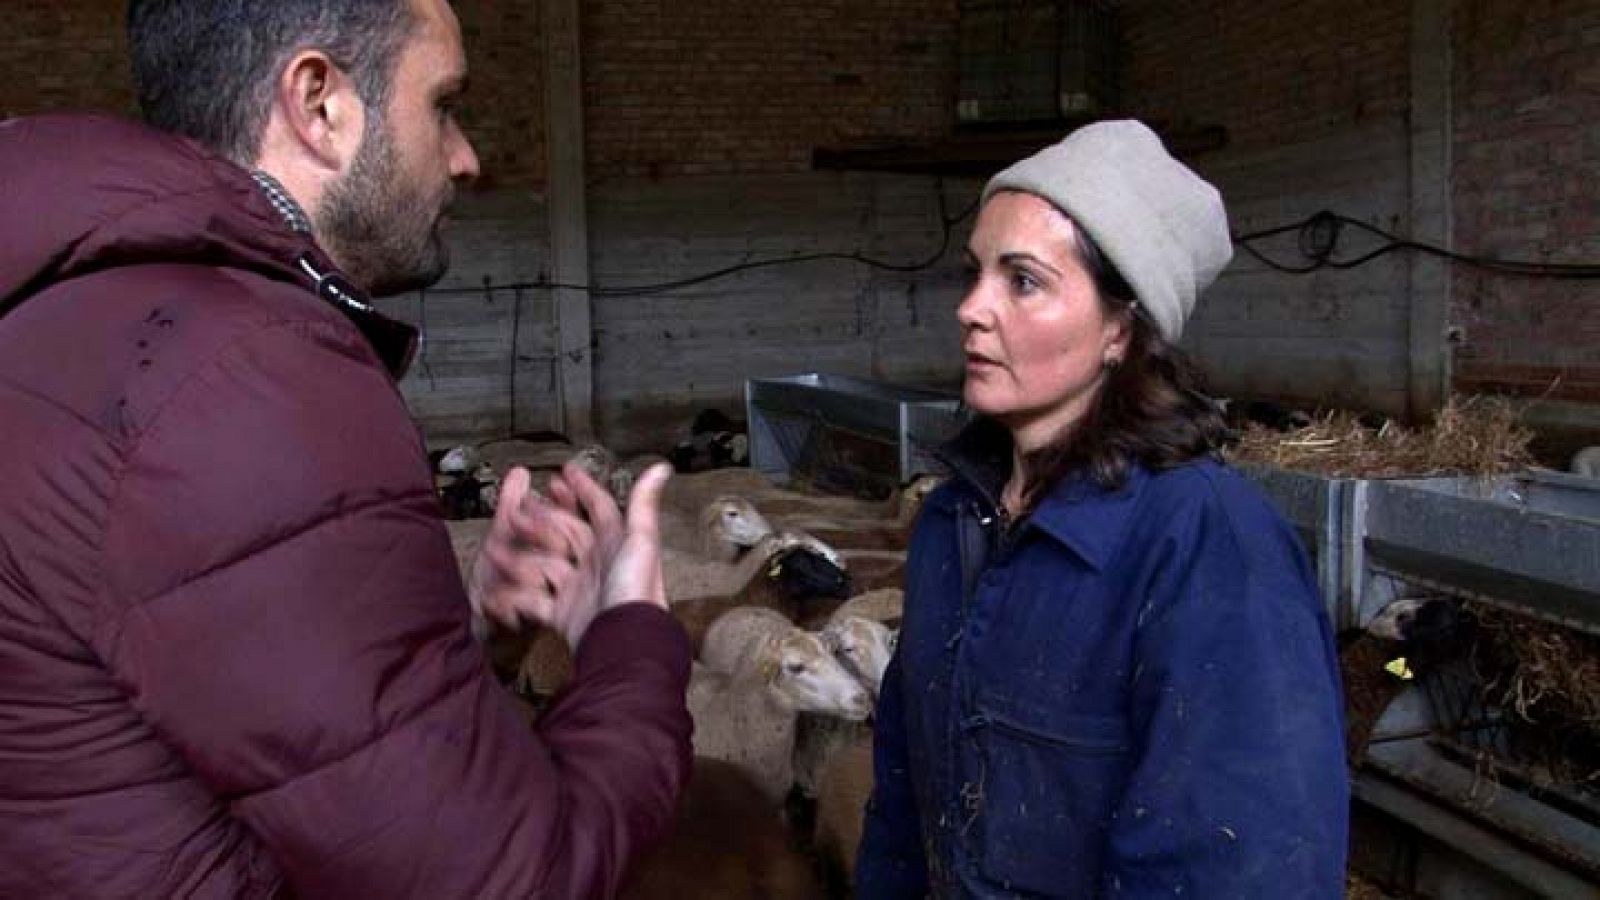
[6,2,1599,896]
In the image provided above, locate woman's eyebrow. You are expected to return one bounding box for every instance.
[997,251,1062,278]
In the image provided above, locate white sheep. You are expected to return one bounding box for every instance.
[821,614,895,698]
[792,614,894,801]
[660,495,774,562]
[826,588,904,627]
[690,608,872,803]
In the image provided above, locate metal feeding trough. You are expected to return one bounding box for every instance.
[745,373,971,494]
[1242,464,1600,895]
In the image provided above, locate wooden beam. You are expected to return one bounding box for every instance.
[1407,0,1453,422]
[542,0,594,441]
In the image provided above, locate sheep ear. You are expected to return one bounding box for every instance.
[757,654,781,682]
[755,635,782,681]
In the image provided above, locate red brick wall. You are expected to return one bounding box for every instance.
[0,2,133,119]
[581,0,959,179]
[1121,0,1409,152]
[3,1,958,187]
[1450,1,1600,406]
[454,2,547,189]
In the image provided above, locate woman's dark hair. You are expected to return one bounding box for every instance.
[1015,223,1232,507]
[127,0,415,163]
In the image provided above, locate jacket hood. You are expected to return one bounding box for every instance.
[0,113,416,376]
[0,113,312,307]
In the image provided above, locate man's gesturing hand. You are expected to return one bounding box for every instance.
[468,461,671,649]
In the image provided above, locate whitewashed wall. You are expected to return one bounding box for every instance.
[385,174,975,451]
[1185,117,1413,417]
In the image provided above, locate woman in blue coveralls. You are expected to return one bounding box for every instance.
[856,120,1348,898]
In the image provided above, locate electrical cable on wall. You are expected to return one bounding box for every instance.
[422,179,980,299]
[1234,210,1600,279]
[417,204,1600,303]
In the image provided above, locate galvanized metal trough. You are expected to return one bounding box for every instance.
[745,373,970,487]
[1241,463,1600,895]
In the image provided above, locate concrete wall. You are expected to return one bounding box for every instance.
[1121,1,1417,418]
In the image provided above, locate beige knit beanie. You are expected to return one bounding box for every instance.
[982,120,1233,343]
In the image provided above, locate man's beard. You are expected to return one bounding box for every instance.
[317,119,453,298]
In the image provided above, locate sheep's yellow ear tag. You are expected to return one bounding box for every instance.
[768,559,784,579]
[1385,657,1414,680]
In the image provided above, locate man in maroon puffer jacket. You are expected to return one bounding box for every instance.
[0,1,693,896]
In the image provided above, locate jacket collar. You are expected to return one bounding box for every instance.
[934,418,1146,571]
[251,169,418,380]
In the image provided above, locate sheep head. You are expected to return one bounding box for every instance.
[757,631,872,722]
[700,496,774,554]
[823,615,895,697]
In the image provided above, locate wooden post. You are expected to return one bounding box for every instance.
[542,0,595,441]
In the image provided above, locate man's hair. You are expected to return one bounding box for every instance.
[127,0,415,163]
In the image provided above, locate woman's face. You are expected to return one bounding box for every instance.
[958,191,1129,451]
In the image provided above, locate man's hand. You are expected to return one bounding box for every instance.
[600,463,671,613]
[548,461,672,616]
[467,461,671,649]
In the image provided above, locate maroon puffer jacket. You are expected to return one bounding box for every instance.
[0,114,692,898]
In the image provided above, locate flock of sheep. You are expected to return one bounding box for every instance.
[435,437,940,898]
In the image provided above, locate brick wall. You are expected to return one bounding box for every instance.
[0,2,133,119]
[1120,1,1417,418]
[1122,0,1409,153]
[2,0,959,186]
[1451,1,1600,409]
[581,0,959,178]
[453,1,547,189]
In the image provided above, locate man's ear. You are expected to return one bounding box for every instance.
[273,50,366,172]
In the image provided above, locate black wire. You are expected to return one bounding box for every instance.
[1235,210,1600,279]
[417,201,1599,302]
[422,182,979,298]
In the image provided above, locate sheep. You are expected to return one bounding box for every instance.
[811,726,876,897]
[516,542,855,700]
[790,614,893,800]
[660,495,775,562]
[444,517,490,580]
[661,469,778,519]
[665,530,844,602]
[773,475,943,552]
[822,588,904,628]
[471,439,616,485]
[690,608,872,803]
[622,757,826,900]
[473,437,574,473]
[608,452,672,509]
[796,614,897,895]
[1217,397,1314,432]
[1339,593,1461,762]
[661,470,940,530]
[429,444,480,475]
[820,614,895,698]
[837,550,906,596]
[1571,446,1600,478]
[671,546,852,654]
